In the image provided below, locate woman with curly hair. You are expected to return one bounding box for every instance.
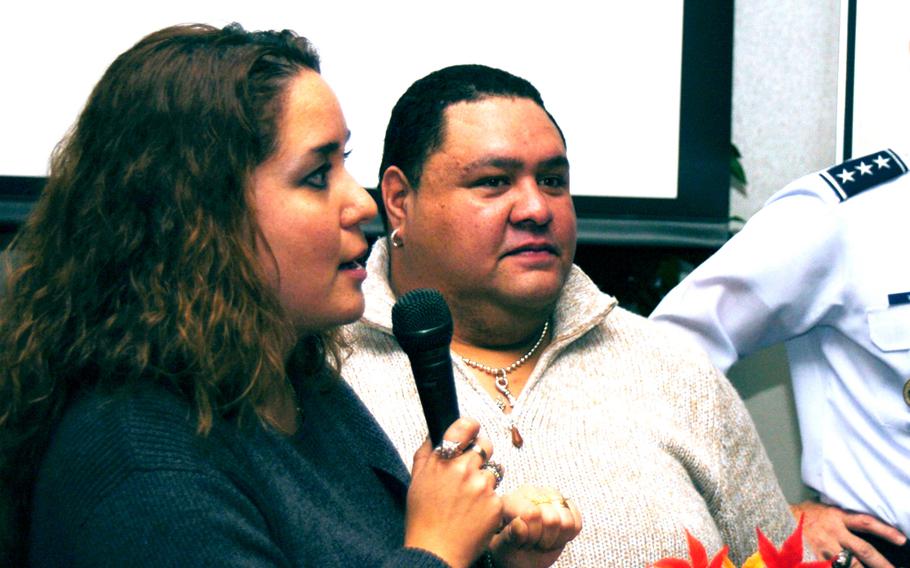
[0,23,579,567]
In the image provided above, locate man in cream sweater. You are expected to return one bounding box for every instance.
[342,64,796,566]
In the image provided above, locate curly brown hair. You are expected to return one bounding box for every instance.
[0,23,335,563]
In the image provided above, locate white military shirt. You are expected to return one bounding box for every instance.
[651,148,910,534]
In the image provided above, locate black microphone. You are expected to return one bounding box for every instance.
[392,288,460,446]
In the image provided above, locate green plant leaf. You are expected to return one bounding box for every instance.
[730,143,747,195]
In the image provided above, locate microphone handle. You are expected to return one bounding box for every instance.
[406,346,460,446]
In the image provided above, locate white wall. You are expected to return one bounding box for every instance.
[727,0,840,502]
[730,0,840,222]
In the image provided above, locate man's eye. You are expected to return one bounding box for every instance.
[539,175,567,188]
[477,176,510,188]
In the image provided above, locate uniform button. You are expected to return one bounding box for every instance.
[904,379,910,407]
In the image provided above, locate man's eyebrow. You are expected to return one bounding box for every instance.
[461,157,523,172]
[539,156,570,169]
[460,155,569,172]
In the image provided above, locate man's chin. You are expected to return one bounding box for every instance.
[500,278,565,309]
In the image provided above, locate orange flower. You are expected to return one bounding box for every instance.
[748,516,831,568]
[652,517,833,568]
[652,530,736,568]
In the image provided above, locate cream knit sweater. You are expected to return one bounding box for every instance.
[342,239,795,566]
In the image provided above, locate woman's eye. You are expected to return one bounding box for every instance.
[302,164,331,189]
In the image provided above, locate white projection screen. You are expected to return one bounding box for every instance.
[0,1,733,245]
[837,0,910,163]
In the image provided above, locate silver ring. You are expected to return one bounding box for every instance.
[480,460,505,489]
[466,443,488,462]
[433,439,462,460]
[832,548,853,568]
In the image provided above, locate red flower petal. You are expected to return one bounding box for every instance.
[686,530,709,568]
[778,516,806,565]
[754,515,834,568]
[707,545,731,568]
[652,559,695,568]
[756,526,782,566]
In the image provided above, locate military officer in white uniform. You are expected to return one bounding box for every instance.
[651,149,910,568]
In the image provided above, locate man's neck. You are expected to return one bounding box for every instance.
[450,303,551,349]
[388,251,557,347]
[450,314,551,410]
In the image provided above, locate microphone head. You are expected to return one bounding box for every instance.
[392,288,453,354]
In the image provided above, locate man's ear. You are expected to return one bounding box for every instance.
[380,166,414,231]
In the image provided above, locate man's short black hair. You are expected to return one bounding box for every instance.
[378,64,565,191]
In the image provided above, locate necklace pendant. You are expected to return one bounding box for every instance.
[510,424,524,448]
[494,372,517,407]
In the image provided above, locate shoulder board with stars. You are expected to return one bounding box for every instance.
[819,149,908,202]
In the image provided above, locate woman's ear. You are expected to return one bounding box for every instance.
[380,166,413,232]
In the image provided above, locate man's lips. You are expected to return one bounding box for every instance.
[502,243,560,257]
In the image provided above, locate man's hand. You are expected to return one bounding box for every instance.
[792,500,906,568]
[490,485,582,568]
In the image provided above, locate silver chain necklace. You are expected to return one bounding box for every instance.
[460,321,549,447]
